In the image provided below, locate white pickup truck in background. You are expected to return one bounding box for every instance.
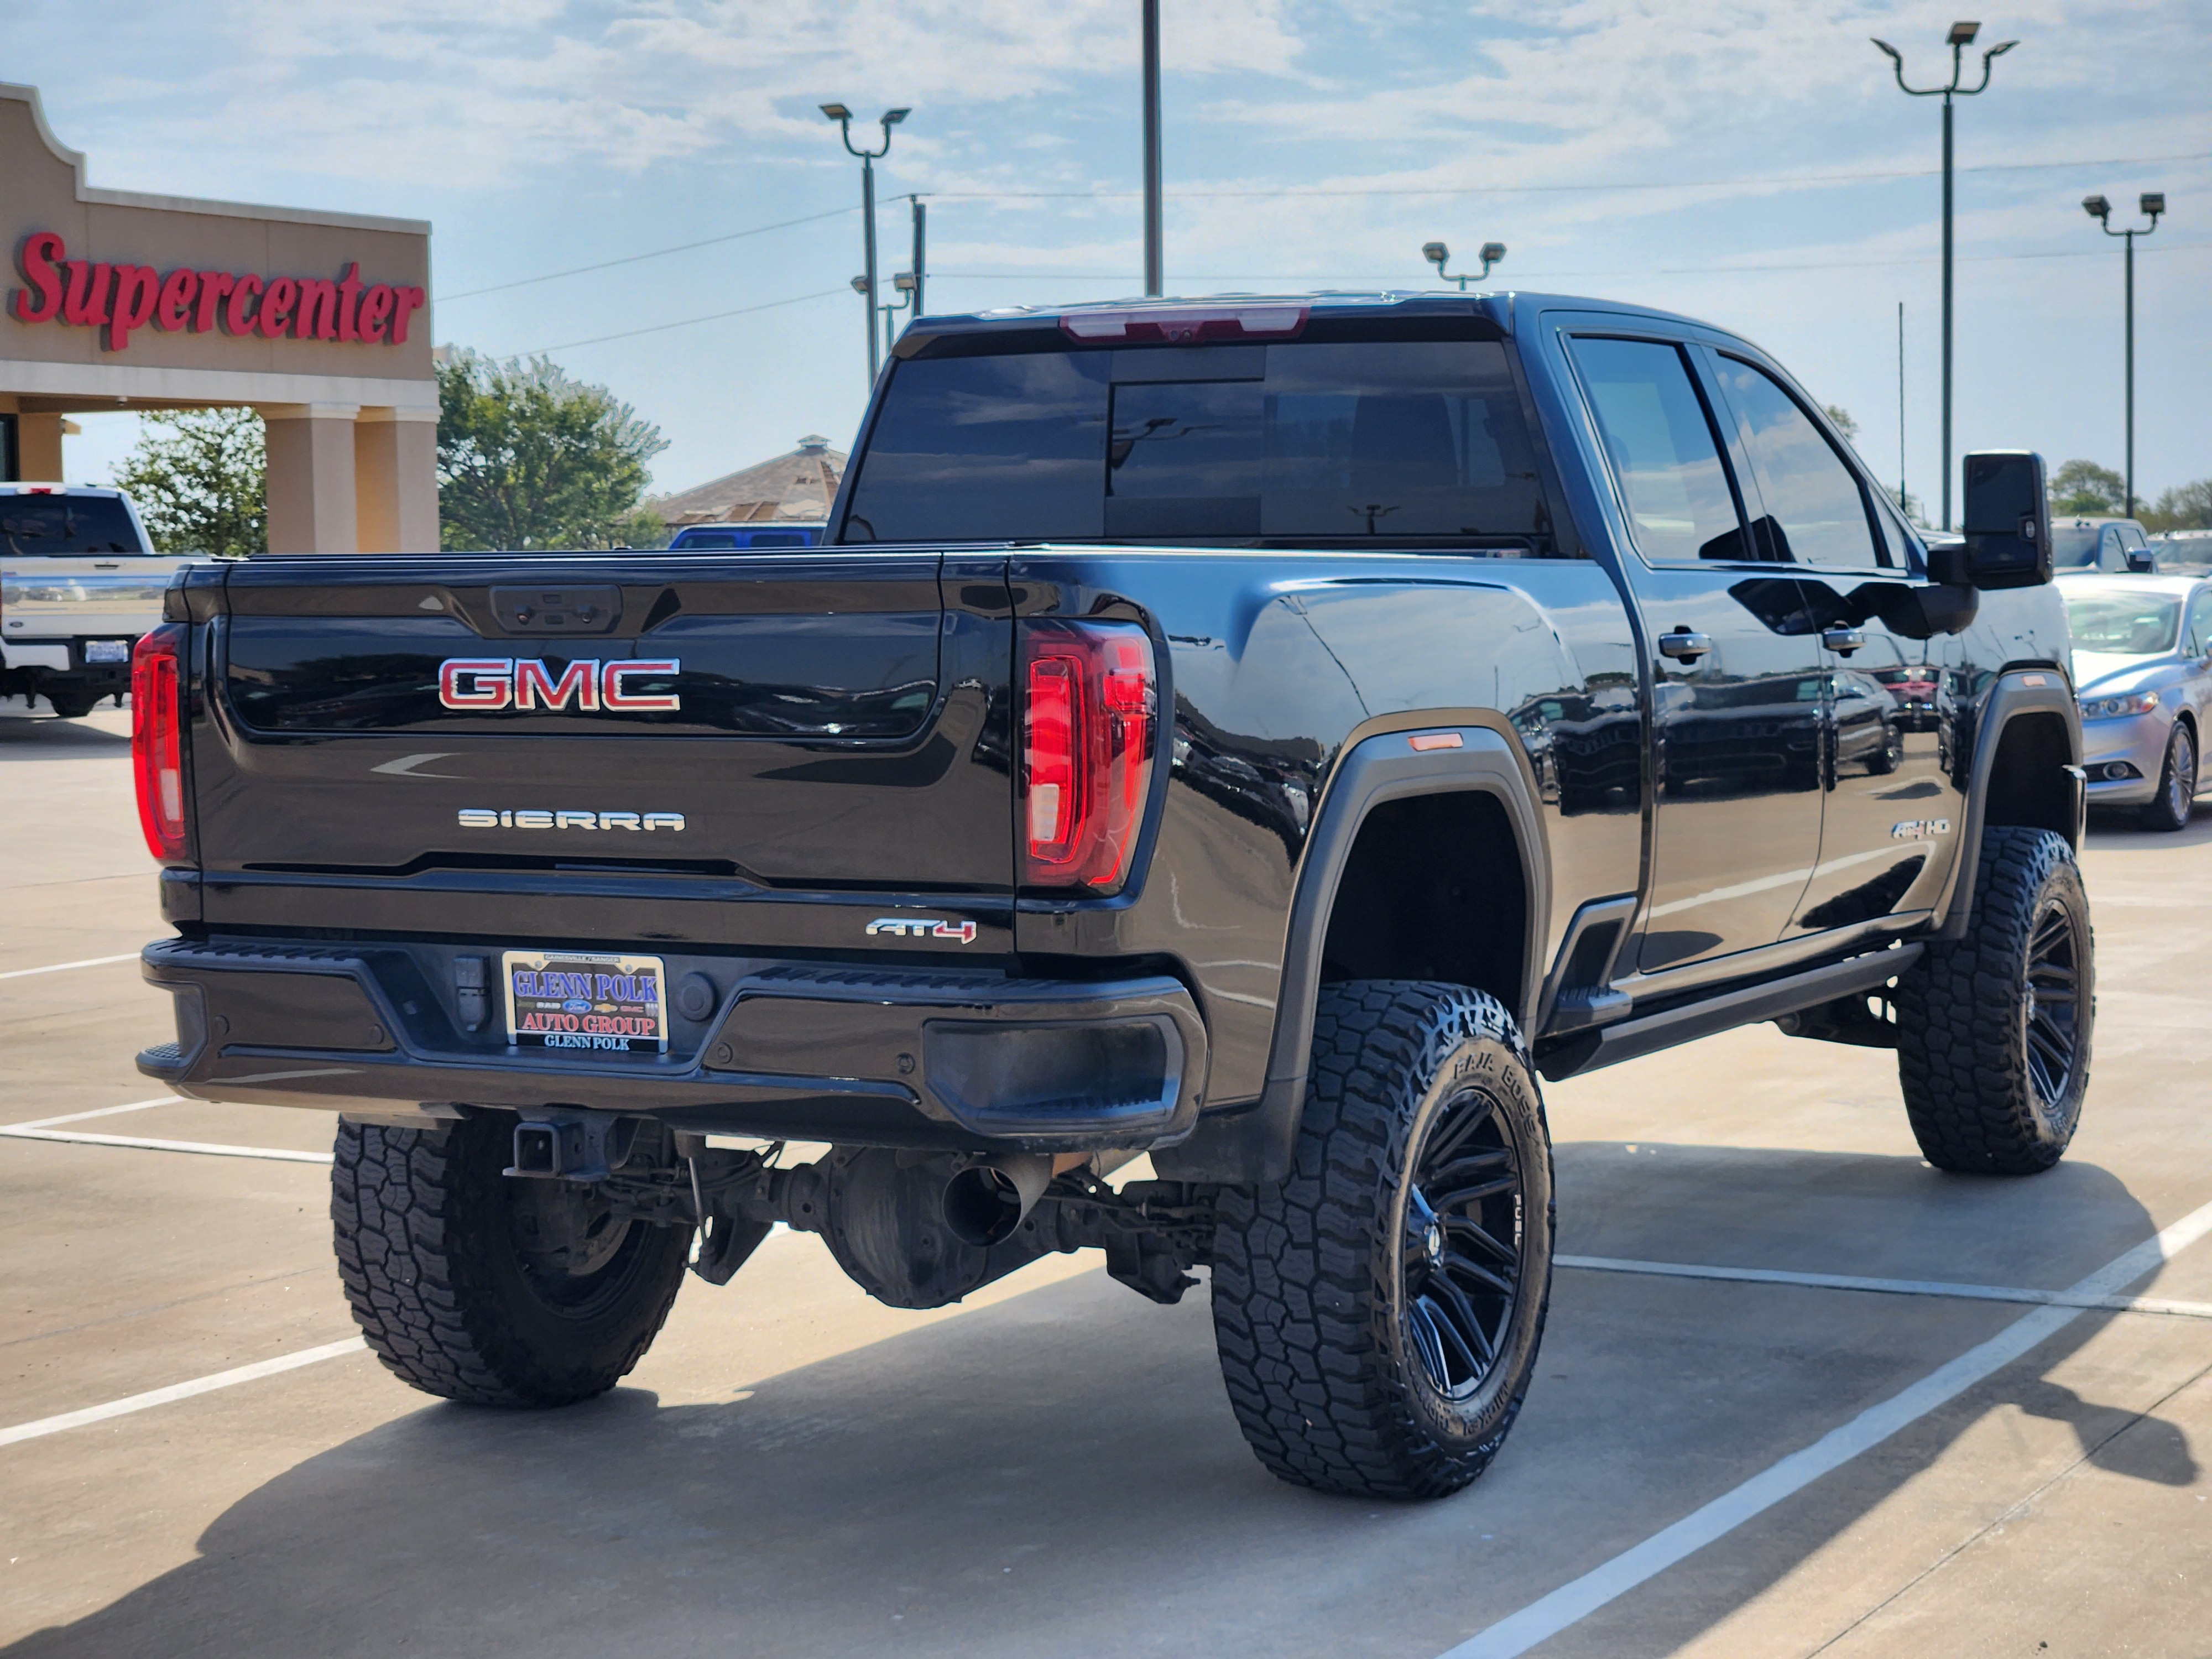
[0,484,205,718]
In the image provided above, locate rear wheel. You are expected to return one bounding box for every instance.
[1210,981,1553,1499]
[2140,721,2197,832]
[332,1114,688,1405]
[1896,826,2094,1174]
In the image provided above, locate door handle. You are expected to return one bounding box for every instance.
[1657,629,1712,662]
[1821,626,1867,656]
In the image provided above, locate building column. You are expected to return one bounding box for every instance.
[262,403,361,554]
[354,406,440,553]
[16,412,65,482]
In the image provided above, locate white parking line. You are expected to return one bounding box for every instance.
[1440,1194,2212,1659]
[1559,1253,2212,1321]
[0,952,139,981]
[0,1338,367,1449]
[0,1126,332,1164]
[1,1096,181,1131]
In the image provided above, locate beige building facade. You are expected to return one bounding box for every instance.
[0,84,435,552]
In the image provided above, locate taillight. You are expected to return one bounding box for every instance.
[132,624,189,864]
[1020,620,1157,893]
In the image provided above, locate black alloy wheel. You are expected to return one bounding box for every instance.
[2022,894,2087,1117]
[1402,1088,1525,1401]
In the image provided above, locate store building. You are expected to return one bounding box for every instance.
[1,83,435,552]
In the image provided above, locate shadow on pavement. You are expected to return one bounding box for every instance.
[4,1145,2192,1659]
[0,711,130,759]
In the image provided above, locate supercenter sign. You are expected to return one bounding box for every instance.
[9,231,426,353]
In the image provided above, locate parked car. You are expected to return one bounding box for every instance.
[0,483,205,717]
[135,290,2089,1501]
[2052,515,2157,574]
[2060,571,2212,829]
[665,522,825,550]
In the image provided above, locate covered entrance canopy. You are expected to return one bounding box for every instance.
[1,84,435,552]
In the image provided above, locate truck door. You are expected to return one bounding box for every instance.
[1562,332,1827,973]
[1699,349,1964,936]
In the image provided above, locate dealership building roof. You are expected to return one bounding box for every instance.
[649,434,845,528]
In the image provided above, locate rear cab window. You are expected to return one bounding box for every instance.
[0,494,150,555]
[840,324,1575,554]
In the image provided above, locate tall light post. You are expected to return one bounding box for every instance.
[1872,21,2016,531]
[1422,239,1506,290]
[821,102,910,386]
[1141,0,1163,296]
[2083,191,2165,517]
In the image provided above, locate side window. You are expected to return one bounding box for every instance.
[1711,357,1887,570]
[2188,594,2212,657]
[1870,491,1921,570]
[1567,336,1750,562]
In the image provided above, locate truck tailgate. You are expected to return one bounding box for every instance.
[189,554,1013,947]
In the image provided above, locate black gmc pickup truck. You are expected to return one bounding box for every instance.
[135,291,2088,1500]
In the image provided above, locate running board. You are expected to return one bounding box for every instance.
[1536,944,1922,1082]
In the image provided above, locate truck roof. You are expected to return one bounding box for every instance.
[894,289,1720,356]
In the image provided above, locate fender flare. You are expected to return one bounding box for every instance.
[1934,667,2084,940]
[1153,723,1549,1185]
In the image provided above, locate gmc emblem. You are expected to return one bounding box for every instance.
[437,657,680,713]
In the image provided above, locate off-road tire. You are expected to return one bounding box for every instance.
[1210,981,1553,1500]
[1896,826,2094,1174]
[2139,721,2197,832]
[332,1114,689,1405]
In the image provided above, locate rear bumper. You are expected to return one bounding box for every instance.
[137,937,1207,1154]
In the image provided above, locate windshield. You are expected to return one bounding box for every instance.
[0,495,148,555]
[2064,589,2181,654]
[2051,524,2102,566]
[842,338,1556,547]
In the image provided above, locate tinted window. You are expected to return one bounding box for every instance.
[845,340,1554,546]
[845,353,1110,541]
[1713,359,1884,568]
[1568,337,1747,562]
[2186,594,2212,656]
[2051,523,2101,565]
[675,531,740,549]
[0,495,148,554]
[746,530,811,547]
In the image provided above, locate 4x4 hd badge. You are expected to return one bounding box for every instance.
[866,917,979,944]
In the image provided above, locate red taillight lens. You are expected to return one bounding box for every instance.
[132,624,189,864]
[1021,620,1157,893]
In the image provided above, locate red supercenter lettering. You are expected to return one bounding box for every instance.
[9,232,424,354]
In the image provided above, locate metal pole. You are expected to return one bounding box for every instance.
[1898,300,1907,515]
[2124,229,2136,517]
[912,198,927,321]
[1141,0,1164,296]
[862,154,880,384]
[1940,93,1953,531]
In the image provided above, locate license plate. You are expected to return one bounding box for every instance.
[502,951,667,1055]
[85,639,131,664]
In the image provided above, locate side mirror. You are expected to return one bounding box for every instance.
[1961,450,2052,588]
[2125,549,2157,574]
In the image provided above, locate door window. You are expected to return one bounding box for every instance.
[2187,593,2212,658]
[1568,337,1749,563]
[1712,358,1887,570]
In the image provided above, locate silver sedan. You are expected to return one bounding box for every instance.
[2060,573,2212,830]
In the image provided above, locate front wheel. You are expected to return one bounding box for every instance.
[1210,982,1553,1499]
[2140,721,2197,832]
[332,1114,690,1405]
[1896,826,2094,1174]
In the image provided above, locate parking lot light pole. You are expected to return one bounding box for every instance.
[2083,191,2164,517]
[1142,0,1163,296]
[822,103,910,386]
[1421,240,1506,290]
[1871,22,2017,531]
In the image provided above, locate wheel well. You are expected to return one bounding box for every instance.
[1317,791,1528,1019]
[1981,711,2077,842]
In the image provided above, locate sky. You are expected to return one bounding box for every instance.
[8,0,2208,518]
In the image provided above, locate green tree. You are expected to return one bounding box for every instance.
[2142,478,2212,533]
[436,349,668,550]
[1822,403,1860,442]
[112,407,266,558]
[2049,458,2126,517]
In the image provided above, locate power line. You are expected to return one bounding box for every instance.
[437,206,858,303]
[921,147,2212,202]
[526,288,849,354]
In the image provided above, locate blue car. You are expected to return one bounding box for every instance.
[666,522,824,551]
